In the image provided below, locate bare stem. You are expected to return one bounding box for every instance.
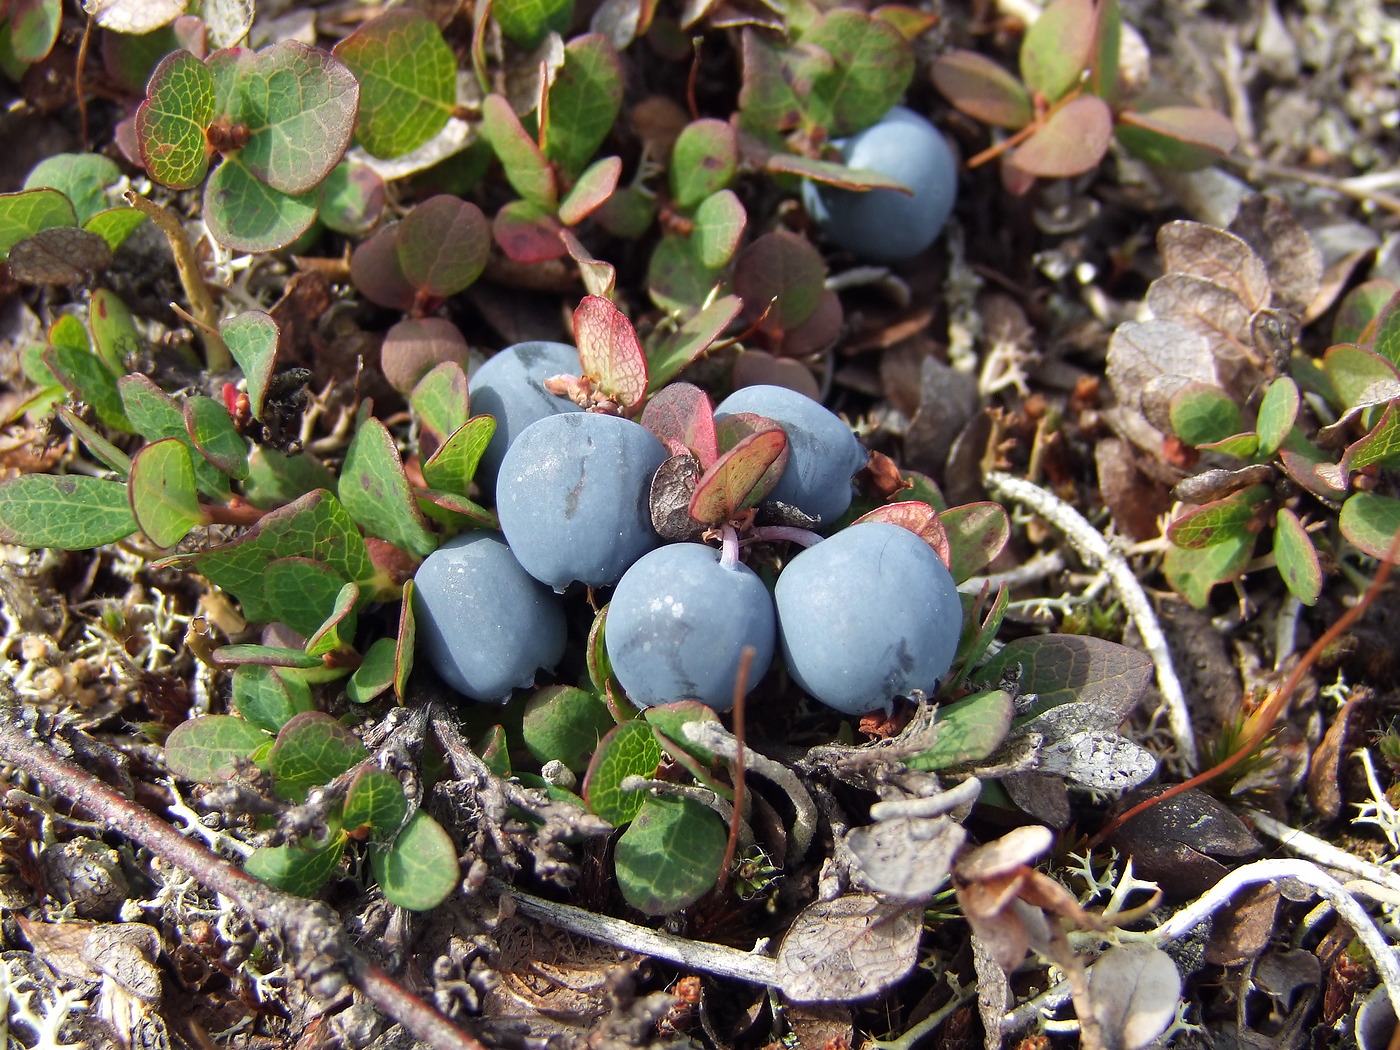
[123,191,232,372]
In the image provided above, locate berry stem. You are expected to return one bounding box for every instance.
[748,525,824,548]
[720,524,740,570]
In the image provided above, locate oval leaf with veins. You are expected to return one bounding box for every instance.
[575,295,648,410]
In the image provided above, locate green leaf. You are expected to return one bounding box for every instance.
[0,188,76,260]
[395,579,416,701]
[1272,508,1322,606]
[558,156,621,226]
[523,685,616,772]
[24,153,120,225]
[185,395,249,480]
[1169,382,1243,447]
[1162,529,1256,608]
[1168,484,1269,549]
[1019,0,1093,102]
[245,832,345,897]
[1198,431,1260,459]
[1340,492,1400,562]
[118,375,230,499]
[1363,287,1400,369]
[798,10,913,137]
[372,811,459,911]
[1346,404,1400,471]
[947,584,1008,691]
[738,29,803,136]
[222,311,279,420]
[1255,376,1299,457]
[544,34,623,180]
[136,49,217,190]
[481,94,557,211]
[904,689,1014,771]
[494,0,574,47]
[396,195,490,297]
[645,295,743,392]
[1114,107,1239,171]
[646,232,721,314]
[339,413,438,559]
[129,438,205,548]
[931,50,1033,129]
[204,156,319,253]
[1089,0,1122,103]
[192,490,373,623]
[262,557,350,637]
[422,415,496,495]
[670,119,738,211]
[165,715,272,782]
[765,152,914,192]
[348,636,398,704]
[9,0,61,64]
[55,406,130,478]
[318,161,386,235]
[305,581,360,658]
[343,767,409,841]
[615,796,726,915]
[1333,280,1398,348]
[88,288,143,375]
[223,41,359,195]
[82,206,147,253]
[232,664,316,733]
[972,634,1152,722]
[575,294,648,410]
[244,448,336,509]
[692,190,746,270]
[269,711,368,802]
[0,474,138,550]
[1325,342,1400,412]
[690,427,788,524]
[410,362,471,440]
[939,502,1010,583]
[583,720,662,826]
[735,231,825,334]
[334,9,456,160]
[42,344,130,432]
[643,701,722,767]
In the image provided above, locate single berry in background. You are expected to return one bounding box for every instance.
[413,532,567,702]
[714,384,867,525]
[606,542,776,710]
[467,341,582,486]
[774,521,961,715]
[800,106,958,263]
[497,412,668,590]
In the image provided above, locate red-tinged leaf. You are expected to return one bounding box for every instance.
[350,224,417,310]
[765,152,914,191]
[575,295,648,410]
[1019,0,1095,102]
[689,427,788,525]
[734,230,826,335]
[641,382,718,466]
[492,199,566,263]
[480,93,557,211]
[1009,95,1113,178]
[559,155,622,226]
[1115,107,1239,171]
[713,411,780,452]
[396,195,490,297]
[1167,485,1270,549]
[940,502,1010,583]
[872,5,938,41]
[855,501,951,567]
[931,50,1033,129]
[561,228,617,298]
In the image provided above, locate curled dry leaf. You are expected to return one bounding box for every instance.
[1086,943,1182,1050]
[845,814,965,901]
[774,894,923,1003]
[955,824,1053,882]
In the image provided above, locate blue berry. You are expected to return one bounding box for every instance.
[467,341,582,487]
[413,532,567,702]
[606,543,776,710]
[713,385,867,524]
[774,522,961,714]
[800,106,958,263]
[497,412,668,590]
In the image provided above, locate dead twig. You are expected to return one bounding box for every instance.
[0,702,486,1050]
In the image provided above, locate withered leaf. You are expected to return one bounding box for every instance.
[1145,272,1252,368]
[1158,220,1271,314]
[1086,944,1183,1050]
[8,228,112,285]
[1034,729,1158,792]
[955,825,1053,882]
[774,894,923,1003]
[846,815,965,901]
[972,933,1012,1050]
[1229,195,1323,319]
[1002,772,1071,828]
[649,454,705,540]
[1106,319,1216,423]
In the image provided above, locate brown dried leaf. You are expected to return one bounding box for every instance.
[972,933,1012,1049]
[1145,272,1252,364]
[1204,883,1279,966]
[774,895,923,1002]
[1158,220,1271,314]
[1086,944,1183,1050]
[1106,787,1260,900]
[8,227,112,285]
[1105,319,1216,438]
[1229,195,1322,319]
[1308,688,1369,819]
[1002,772,1071,828]
[846,815,965,901]
[955,825,1053,882]
[1096,438,1170,542]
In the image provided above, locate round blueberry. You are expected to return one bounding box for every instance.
[800,106,958,263]
[774,522,961,715]
[713,384,867,524]
[467,341,583,487]
[497,412,668,590]
[413,532,567,702]
[606,543,776,710]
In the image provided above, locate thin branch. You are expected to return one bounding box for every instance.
[1242,808,1400,896]
[984,472,1197,769]
[0,703,486,1050]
